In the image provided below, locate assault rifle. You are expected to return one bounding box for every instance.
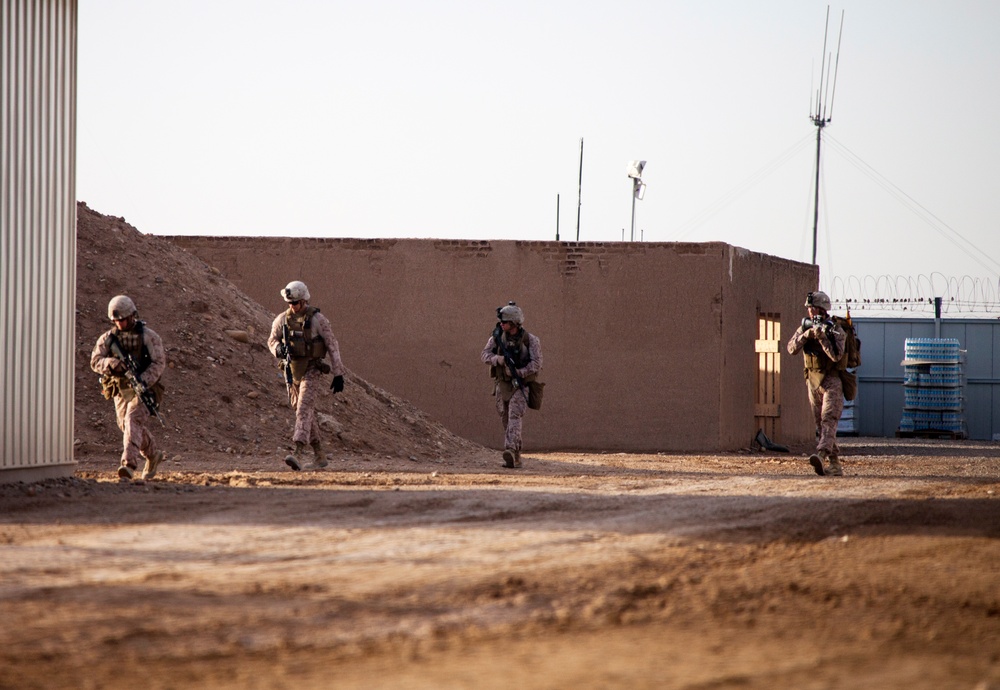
[801,317,840,359]
[108,335,164,426]
[279,323,294,402]
[492,304,528,401]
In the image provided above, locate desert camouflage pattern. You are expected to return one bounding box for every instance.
[481,331,543,454]
[787,321,847,456]
[90,325,166,470]
[806,371,844,455]
[267,309,345,379]
[268,307,345,445]
[786,321,847,372]
[287,371,325,444]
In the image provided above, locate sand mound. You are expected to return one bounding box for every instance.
[74,202,483,464]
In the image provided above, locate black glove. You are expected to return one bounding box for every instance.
[331,375,344,393]
[274,343,287,359]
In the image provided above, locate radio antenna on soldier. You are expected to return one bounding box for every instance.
[809,6,845,266]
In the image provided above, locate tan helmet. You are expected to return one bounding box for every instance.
[499,303,524,325]
[281,281,310,303]
[107,295,137,321]
[806,291,832,312]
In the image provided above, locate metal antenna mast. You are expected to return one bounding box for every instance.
[810,6,844,265]
[576,138,584,241]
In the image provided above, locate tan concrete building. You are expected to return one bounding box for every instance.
[171,237,818,452]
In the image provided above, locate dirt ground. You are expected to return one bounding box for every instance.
[2,437,999,690]
[3,205,997,688]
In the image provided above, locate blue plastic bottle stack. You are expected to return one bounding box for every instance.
[899,338,964,434]
[904,337,960,362]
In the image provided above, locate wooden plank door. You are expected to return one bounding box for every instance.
[755,314,782,440]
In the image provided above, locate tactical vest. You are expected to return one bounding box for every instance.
[801,327,845,390]
[283,306,329,381]
[491,329,535,383]
[101,322,152,401]
[802,341,839,375]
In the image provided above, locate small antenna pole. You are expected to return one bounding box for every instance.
[809,6,844,266]
[828,10,845,119]
[555,193,560,241]
[576,138,584,242]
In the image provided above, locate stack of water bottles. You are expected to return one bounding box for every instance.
[899,338,966,436]
[903,338,961,362]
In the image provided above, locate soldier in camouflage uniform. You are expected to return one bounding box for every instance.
[481,303,543,469]
[268,280,346,471]
[786,290,848,476]
[90,295,167,480]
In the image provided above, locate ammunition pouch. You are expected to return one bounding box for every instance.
[100,374,164,407]
[99,373,119,400]
[527,380,544,410]
[289,357,329,383]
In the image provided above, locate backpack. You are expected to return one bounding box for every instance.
[831,314,861,369]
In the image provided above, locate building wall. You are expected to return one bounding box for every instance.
[170,236,818,452]
[1,0,78,482]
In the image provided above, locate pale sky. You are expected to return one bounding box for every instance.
[77,1,1000,307]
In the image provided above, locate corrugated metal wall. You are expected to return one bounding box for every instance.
[854,317,1000,441]
[1,0,78,481]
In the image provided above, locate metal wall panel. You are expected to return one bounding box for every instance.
[854,317,1000,441]
[1,0,78,480]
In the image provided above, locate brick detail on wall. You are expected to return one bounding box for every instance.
[432,240,493,257]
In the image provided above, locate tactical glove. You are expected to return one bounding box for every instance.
[331,375,344,393]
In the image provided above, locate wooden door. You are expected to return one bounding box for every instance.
[754,314,782,440]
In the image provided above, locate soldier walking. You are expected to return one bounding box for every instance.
[90,295,167,480]
[481,302,543,469]
[786,291,847,476]
[268,280,345,471]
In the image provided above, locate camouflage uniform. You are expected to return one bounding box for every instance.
[91,319,166,478]
[481,310,543,468]
[268,299,345,464]
[786,299,847,476]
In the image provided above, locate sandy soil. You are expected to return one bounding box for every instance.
[2,437,999,690]
[4,204,996,689]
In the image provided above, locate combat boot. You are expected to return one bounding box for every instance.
[284,442,307,471]
[141,450,166,480]
[808,451,826,476]
[309,439,328,469]
[502,450,516,469]
[512,450,522,469]
[117,463,135,481]
[826,454,844,476]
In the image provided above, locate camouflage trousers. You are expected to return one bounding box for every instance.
[289,371,324,445]
[495,384,529,453]
[113,393,157,470]
[807,373,844,456]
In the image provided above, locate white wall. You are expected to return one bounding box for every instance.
[1,0,78,481]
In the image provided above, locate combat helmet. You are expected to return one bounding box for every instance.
[805,291,832,312]
[107,295,137,321]
[281,281,310,303]
[499,303,524,325]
